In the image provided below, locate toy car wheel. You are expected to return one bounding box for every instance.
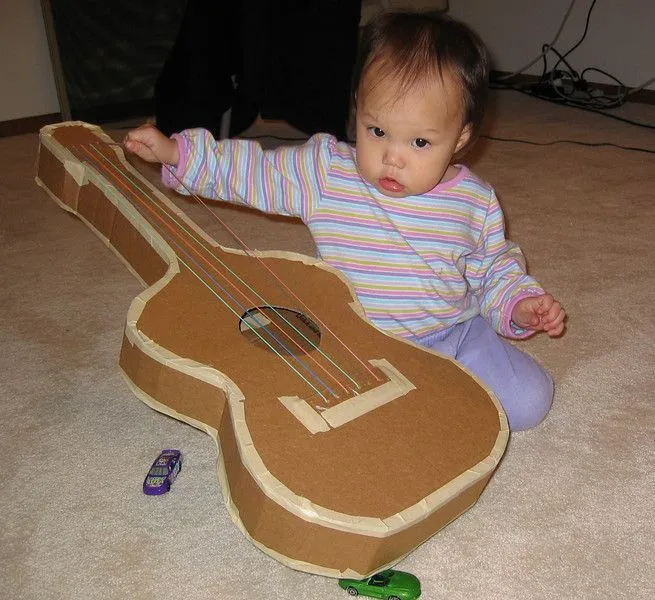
[347,587,358,596]
[388,596,401,600]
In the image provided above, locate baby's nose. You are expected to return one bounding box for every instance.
[382,147,404,168]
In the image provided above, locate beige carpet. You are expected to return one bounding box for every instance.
[1,91,654,599]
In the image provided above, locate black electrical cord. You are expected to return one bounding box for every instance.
[489,84,655,129]
[491,0,653,116]
[556,0,598,67]
[480,134,655,155]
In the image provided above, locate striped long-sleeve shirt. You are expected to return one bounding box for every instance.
[163,130,544,340]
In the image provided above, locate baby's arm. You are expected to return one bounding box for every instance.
[465,189,554,338]
[133,127,332,221]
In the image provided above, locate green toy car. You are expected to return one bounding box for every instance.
[338,569,421,600]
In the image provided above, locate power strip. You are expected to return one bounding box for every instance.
[525,72,604,102]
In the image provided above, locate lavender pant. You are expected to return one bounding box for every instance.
[413,316,553,431]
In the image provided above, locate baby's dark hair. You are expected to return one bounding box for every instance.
[353,11,490,141]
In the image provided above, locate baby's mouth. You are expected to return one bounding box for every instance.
[379,177,404,193]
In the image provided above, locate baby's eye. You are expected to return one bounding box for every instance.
[368,127,385,138]
[412,138,431,149]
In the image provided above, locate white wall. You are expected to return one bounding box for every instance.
[1,0,653,123]
[0,0,60,121]
[449,0,654,90]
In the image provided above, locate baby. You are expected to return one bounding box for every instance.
[125,11,565,430]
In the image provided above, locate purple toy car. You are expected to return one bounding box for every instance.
[143,449,182,495]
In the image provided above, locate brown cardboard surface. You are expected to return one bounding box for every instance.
[35,122,509,577]
[120,336,493,576]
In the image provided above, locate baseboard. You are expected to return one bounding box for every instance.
[491,70,655,105]
[0,113,62,138]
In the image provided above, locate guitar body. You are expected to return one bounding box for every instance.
[35,122,508,578]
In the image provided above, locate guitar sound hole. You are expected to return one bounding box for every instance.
[239,306,321,355]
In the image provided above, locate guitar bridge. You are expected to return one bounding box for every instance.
[278,359,416,433]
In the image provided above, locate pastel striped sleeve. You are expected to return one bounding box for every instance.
[465,188,544,338]
[161,129,335,220]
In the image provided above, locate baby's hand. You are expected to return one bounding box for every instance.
[512,293,566,337]
[123,124,179,165]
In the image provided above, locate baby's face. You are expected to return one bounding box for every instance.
[355,68,471,198]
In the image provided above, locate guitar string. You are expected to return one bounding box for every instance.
[74,143,335,402]
[137,144,382,383]
[76,143,335,401]
[92,143,368,396]
[105,137,380,385]
[90,143,361,395]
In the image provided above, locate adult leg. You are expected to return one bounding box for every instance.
[155,0,237,137]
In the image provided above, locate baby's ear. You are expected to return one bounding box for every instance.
[455,123,473,154]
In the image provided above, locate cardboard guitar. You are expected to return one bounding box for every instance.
[35,121,508,578]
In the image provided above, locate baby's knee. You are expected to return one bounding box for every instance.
[506,367,554,431]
